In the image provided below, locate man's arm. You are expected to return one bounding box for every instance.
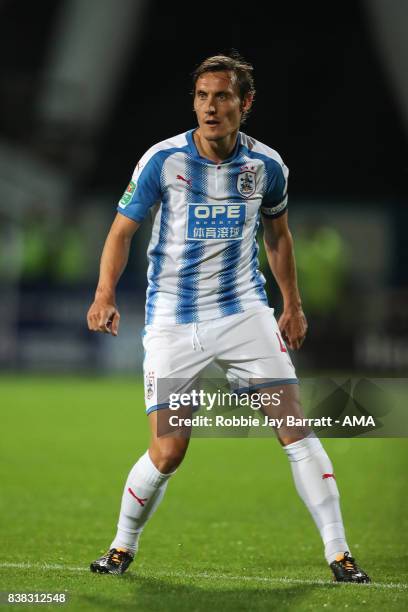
[261,211,307,350]
[87,213,140,336]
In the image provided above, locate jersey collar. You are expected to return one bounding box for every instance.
[186,129,241,165]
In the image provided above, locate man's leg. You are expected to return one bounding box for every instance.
[261,383,369,581]
[216,307,369,581]
[90,410,190,573]
[110,410,190,554]
[261,383,349,564]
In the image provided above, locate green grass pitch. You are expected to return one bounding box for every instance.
[1,376,407,611]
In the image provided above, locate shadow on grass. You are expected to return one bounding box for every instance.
[79,575,320,611]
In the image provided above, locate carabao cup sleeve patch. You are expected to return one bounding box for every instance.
[119,180,136,207]
[117,152,162,222]
[186,203,246,240]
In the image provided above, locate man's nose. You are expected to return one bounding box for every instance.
[205,98,216,113]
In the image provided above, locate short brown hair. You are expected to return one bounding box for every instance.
[192,51,255,123]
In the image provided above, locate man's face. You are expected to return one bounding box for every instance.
[194,71,252,141]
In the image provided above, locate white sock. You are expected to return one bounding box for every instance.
[110,450,175,555]
[284,434,349,564]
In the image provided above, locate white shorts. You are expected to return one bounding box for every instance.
[142,305,298,414]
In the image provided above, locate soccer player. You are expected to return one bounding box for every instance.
[87,53,369,582]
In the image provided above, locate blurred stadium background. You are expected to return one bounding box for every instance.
[0,0,407,375]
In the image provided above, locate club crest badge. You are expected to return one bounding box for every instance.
[146,370,155,400]
[237,171,256,198]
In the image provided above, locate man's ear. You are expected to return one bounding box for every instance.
[241,93,254,113]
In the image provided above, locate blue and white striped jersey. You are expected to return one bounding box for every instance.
[118,129,288,325]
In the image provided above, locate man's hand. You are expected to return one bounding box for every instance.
[278,306,308,350]
[87,300,120,336]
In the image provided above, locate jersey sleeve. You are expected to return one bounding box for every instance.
[260,160,289,219]
[117,150,162,222]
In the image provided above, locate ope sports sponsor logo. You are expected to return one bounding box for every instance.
[186,202,246,240]
[193,204,242,219]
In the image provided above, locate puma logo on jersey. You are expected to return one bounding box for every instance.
[322,473,336,480]
[176,174,192,186]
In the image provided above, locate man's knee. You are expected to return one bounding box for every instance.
[278,425,312,446]
[149,437,189,473]
[279,433,307,447]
